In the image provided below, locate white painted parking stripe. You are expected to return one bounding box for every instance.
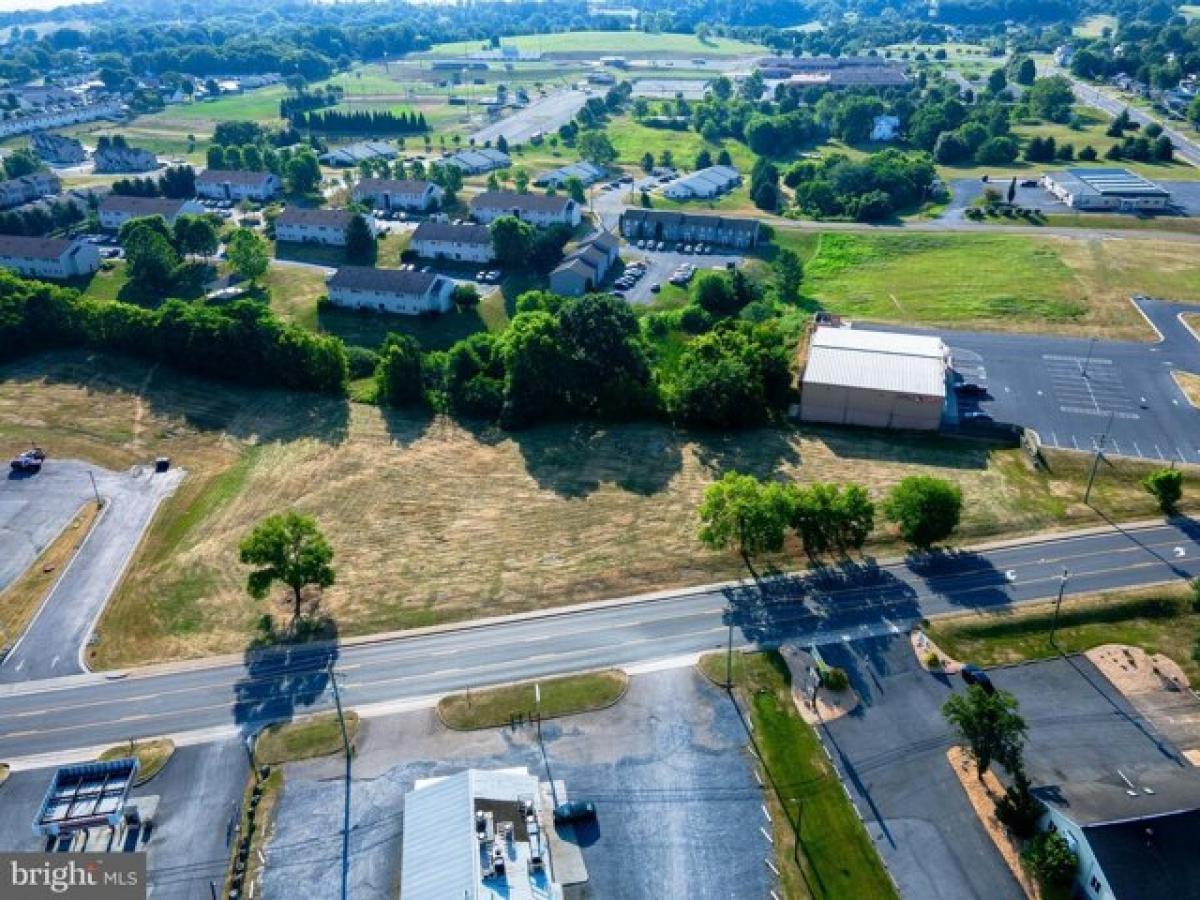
[1133,442,1142,457]
[1156,444,1165,460]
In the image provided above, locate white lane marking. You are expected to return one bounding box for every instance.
[1005,570,1017,582]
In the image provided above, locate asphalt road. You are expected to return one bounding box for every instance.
[2,521,1199,764]
[470,89,589,145]
[0,461,184,683]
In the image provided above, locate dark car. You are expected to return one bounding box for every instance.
[10,447,46,472]
[960,664,995,694]
[954,382,988,397]
[553,800,597,824]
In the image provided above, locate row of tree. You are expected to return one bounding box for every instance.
[290,109,428,135]
[110,165,197,200]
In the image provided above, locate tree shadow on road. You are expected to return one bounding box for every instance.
[904,549,1015,612]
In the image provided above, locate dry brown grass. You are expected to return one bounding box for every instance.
[1174,370,1200,409]
[3,351,1199,668]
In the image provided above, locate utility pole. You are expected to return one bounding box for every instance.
[88,470,101,506]
[1049,568,1070,649]
[1083,412,1115,505]
[725,612,734,690]
[327,661,351,900]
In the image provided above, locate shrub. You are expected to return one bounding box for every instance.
[679,304,714,334]
[1022,831,1077,888]
[1192,578,1200,613]
[1143,468,1183,513]
[924,651,942,669]
[821,667,850,691]
[344,345,380,379]
[993,769,1041,838]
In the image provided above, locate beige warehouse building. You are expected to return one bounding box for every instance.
[800,327,949,431]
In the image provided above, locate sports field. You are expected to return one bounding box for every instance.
[426,31,763,57]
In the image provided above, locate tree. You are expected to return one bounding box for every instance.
[226,227,269,285]
[1022,832,1078,890]
[3,147,40,179]
[752,181,779,212]
[666,327,789,427]
[490,215,535,267]
[1026,77,1076,123]
[884,476,962,549]
[206,144,226,170]
[640,151,655,173]
[239,512,335,626]
[942,685,1027,778]
[173,214,218,260]
[975,136,1019,165]
[285,148,322,195]
[697,472,794,561]
[451,282,480,308]
[576,130,616,166]
[1143,467,1183,513]
[124,225,179,292]
[791,482,875,557]
[513,167,529,193]
[986,68,1007,95]
[1078,144,1098,161]
[1006,177,1016,204]
[693,271,740,318]
[344,213,376,264]
[375,333,424,406]
[1013,56,1036,86]
[562,175,586,204]
[772,248,803,304]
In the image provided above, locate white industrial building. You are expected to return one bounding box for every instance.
[98,195,204,231]
[662,165,741,200]
[441,147,511,175]
[326,266,455,315]
[0,235,101,279]
[1041,168,1171,211]
[410,220,493,263]
[800,326,949,431]
[195,169,282,202]
[533,161,606,189]
[470,190,581,228]
[353,178,444,212]
[275,207,373,246]
[400,768,563,900]
[318,141,397,167]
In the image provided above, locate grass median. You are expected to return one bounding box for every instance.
[699,651,898,900]
[99,738,176,786]
[925,582,1199,685]
[438,670,628,730]
[254,711,359,765]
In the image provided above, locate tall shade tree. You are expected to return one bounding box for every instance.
[698,472,794,562]
[884,475,962,549]
[239,512,336,626]
[226,227,270,285]
[942,686,1027,779]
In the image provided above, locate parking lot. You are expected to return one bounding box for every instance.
[261,667,775,900]
[945,178,1200,218]
[0,460,97,595]
[619,248,744,304]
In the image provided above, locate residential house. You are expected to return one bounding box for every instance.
[352,178,444,212]
[326,266,455,315]
[440,148,511,175]
[195,169,282,202]
[871,115,901,142]
[662,165,741,200]
[275,207,373,246]
[1032,767,1200,900]
[470,190,581,228]
[30,131,86,165]
[410,220,493,264]
[1053,44,1075,67]
[619,209,760,249]
[0,235,100,279]
[0,98,124,140]
[548,230,620,296]
[98,195,204,231]
[93,144,158,173]
[0,172,62,210]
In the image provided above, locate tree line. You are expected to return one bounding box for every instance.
[290,109,428,135]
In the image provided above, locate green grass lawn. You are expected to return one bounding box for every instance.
[1074,14,1118,37]
[437,670,628,729]
[426,30,763,57]
[775,230,1200,338]
[926,583,1199,685]
[699,651,898,900]
[607,118,758,171]
[254,711,359,765]
[99,738,175,786]
[149,86,289,124]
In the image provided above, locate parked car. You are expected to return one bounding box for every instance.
[960,664,995,694]
[656,241,666,251]
[10,447,45,472]
[650,283,661,293]
[553,800,597,824]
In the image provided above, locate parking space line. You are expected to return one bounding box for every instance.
[1133,442,1142,457]
[1072,435,1079,449]
[1179,447,1188,463]
[1156,444,1165,460]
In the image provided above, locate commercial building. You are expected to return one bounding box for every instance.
[757,55,909,88]
[662,165,741,200]
[326,266,455,315]
[0,235,101,279]
[533,161,606,189]
[618,209,760,249]
[34,758,139,837]
[195,169,282,202]
[548,230,620,296]
[1032,767,1200,900]
[470,190,581,228]
[410,220,493,263]
[400,767,562,900]
[98,195,204,230]
[800,326,949,431]
[1041,168,1171,211]
[275,207,373,246]
[319,141,397,167]
[441,147,511,175]
[353,178,444,212]
[0,172,61,210]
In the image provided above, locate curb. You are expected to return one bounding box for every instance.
[434,668,630,732]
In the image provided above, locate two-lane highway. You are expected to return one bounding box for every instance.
[1,520,1199,763]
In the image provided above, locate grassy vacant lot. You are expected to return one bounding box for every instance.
[700,651,897,900]
[3,353,1196,668]
[779,231,1200,338]
[99,738,176,786]
[254,711,359,764]
[608,118,758,171]
[1074,14,1118,37]
[1174,371,1200,408]
[426,31,763,57]
[438,670,628,729]
[926,583,1200,685]
[0,501,100,649]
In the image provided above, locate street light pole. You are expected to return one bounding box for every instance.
[327,661,352,900]
[1083,412,1115,505]
[725,612,734,690]
[1050,568,1069,649]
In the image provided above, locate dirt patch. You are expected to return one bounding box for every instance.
[946,746,1039,900]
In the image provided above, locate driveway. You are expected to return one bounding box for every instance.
[261,667,776,900]
[0,461,184,682]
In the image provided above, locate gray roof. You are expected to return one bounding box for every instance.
[620,208,760,234]
[533,161,605,186]
[99,195,189,217]
[0,235,75,260]
[1048,167,1171,199]
[276,207,354,229]
[1033,766,1200,827]
[411,220,491,245]
[803,327,947,397]
[355,178,436,197]
[471,190,574,215]
[196,168,276,186]
[1083,809,1200,900]
[328,266,443,296]
[400,771,475,900]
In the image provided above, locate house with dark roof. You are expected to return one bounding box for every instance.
[195,169,282,202]
[326,266,455,315]
[410,221,493,264]
[98,195,204,231]
[619,209,760,249]
[548,230,620,296]
[1032,767,1200,900]
[275,207,373,246]
[0,235,100,279]
[352,178,444,212]
[0,172,61,210]
[470,190,581,228]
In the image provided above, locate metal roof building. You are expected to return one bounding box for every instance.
[800,326,949,431]
[400,767,562,900]
[34,758,139,836]
[1041,168,1171,211]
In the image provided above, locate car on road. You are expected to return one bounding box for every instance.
[553,799,597,824]
[960,664,995,694]
[10,447,46,472]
